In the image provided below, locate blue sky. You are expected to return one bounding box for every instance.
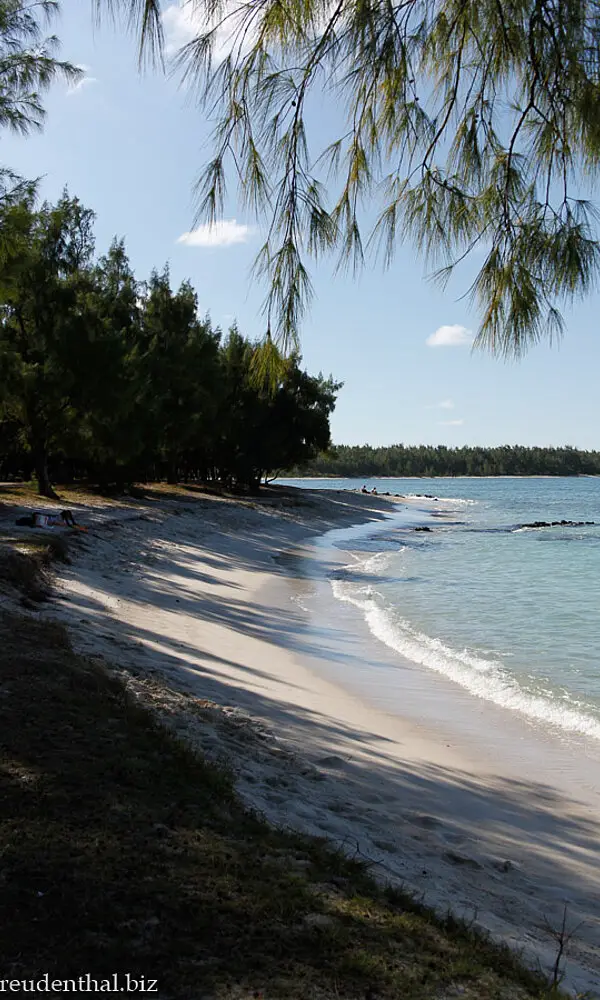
[4,0,600,449]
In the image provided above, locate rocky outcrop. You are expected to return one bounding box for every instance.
[517,520,595,529]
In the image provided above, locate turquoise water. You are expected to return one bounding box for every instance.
[279,477,600,741]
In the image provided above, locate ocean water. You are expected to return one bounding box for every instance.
[278,477,600,743]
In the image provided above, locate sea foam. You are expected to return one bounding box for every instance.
[331,573,600,742]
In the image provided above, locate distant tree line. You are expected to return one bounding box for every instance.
[287,444,600,478]
[0,192,340,496]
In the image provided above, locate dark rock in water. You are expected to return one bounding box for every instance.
[414,526,431,532]
[518,519,596,530]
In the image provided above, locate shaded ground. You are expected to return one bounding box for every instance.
[0,533,562,1000]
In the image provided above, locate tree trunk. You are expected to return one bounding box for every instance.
[166,460,179,485]
[33,442,57,498]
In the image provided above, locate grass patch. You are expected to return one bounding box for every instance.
[0,480,136,508]
[0,593,568,1000]
[0,534,70,603]
[0,478,310,510]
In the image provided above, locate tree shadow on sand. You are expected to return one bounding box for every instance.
[11,489,600,995]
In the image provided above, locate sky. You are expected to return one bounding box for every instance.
[3,0,600,449]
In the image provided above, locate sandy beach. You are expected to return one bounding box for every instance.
[24,487,599,996]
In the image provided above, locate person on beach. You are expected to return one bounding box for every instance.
[16,509,80,528]
[35,510,77,528]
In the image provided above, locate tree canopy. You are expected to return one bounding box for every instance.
[288,443,600,477]
[99,0,600,357]
[0,191,341,495]
[0,1,80,205]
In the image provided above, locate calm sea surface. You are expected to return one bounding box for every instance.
[278,477,600,741]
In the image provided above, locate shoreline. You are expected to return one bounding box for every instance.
[27,486,600,996]
[311,514,600,744]
[278,474,600,480]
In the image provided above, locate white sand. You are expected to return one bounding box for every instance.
[25,487,600,997]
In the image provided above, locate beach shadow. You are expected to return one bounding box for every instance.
[36,488,600,995]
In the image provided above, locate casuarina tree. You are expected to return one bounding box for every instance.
[97,0,600,356]
[0,1,81,206]
[0,192,99,495]
[137,268,222,482]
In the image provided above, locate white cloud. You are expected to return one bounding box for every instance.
[163,1,254,62]
[438,419,465,426]
[163,2,199,53]
[67,67,98,96]
[426,324,473,347]
[177,219,253,248]
[426,398,455,410]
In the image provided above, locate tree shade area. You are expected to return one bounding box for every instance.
[0,192,341,496]
[288,444,600,478]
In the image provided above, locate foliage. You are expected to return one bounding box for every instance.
[0,1,81,205]
[288,443,600,477]
[135,267,222,482]
[0,192,101,495]
[213,330,341,487]
[99,0,600,356]
[0,192,340,493]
